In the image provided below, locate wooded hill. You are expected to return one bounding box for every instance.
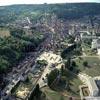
[0,3,100,24]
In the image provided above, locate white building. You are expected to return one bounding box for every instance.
[80,77,100,100]
[91,39,97,49]
[97,48,100,55]
[97,39,100,55]
[87,78,99,97]
[91,39,100,55]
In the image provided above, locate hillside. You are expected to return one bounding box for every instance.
[0,3,100,24]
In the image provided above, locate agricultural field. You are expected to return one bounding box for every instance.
[0,28,10,38]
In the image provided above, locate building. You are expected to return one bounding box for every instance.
[97,39,100,55]
[97,48,100,55]
[87,78,99,96]
[91,39,97,49]
[80,77,100,100]
[91,38,100,55]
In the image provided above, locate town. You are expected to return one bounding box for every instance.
[0,3,100,100]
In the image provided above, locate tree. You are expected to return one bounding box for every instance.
[83,61,88,67]
[47,69,59,88]
[25,76,30,83]
[61,44,77,59]
[65,80,71,91]
[0,28,44,74]
[10,28,25,38]
[37,60,48,67]
[68,35,75,44]
[0,57,9,73]
[61,65,64,75]
[69,97,73,100]
[65,58,71,69]
[34,84,41,98]
[71,61,76,67]
[29,84,41,100]
[60,96,64,100]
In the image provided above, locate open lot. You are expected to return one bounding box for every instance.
[13,82,32,99]
[11,73,39,99]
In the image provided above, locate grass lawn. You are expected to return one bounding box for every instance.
[53,76,82,98]
[69,77,82,97]
[61,71,82,97]
[82,43,96,56]
[42,87,70,100]
[75,57,100,76]
[43,70,82,100]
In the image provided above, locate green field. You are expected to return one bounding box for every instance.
[42,69,82,100]
[56,71,82,97]
[75,57,100,76]
[69,77,82,97]
[42,87,70,100]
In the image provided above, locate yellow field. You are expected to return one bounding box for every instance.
[0,28,10,38]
